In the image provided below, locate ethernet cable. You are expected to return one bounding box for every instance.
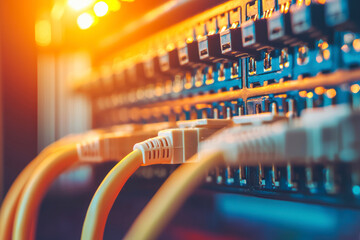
[124,104,360,240]
[0,133,85,240]
[8,123,169,240]
[13,144,79,240]
[81,149,143,240]
[81,127,223,240]
[124,150,223,240]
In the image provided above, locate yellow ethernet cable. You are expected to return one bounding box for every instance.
[8,124,164,240]
[13,145,78,240]
[124,151,224,240]
[81,149,143,240]
[0,134,84,240]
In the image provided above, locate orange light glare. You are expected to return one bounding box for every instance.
[68,0,94,11]
[77,13,95,29]
[307,92,314,99]
[315,87,325,95]
[107,0,121,11]
[220,26,227,32]
[326,89,336,99]
[353,39,360,52]
[299,91,307,98]
[323,50,330,60]
[351,84,360,94]
[94,1,109,17]
[51,3,65,20]
[166,43,175,51]
[35,20,52,46]
[186,37,194,43]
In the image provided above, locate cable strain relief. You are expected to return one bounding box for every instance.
[133,136,173,165]
[76,135,104,162]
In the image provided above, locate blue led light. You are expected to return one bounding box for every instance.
[352,185,360,196]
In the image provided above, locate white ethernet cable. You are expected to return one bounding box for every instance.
[125,104,360,240]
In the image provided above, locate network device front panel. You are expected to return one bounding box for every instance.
[76,0,360,208]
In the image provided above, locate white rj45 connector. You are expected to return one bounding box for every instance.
[133,127,221,165]
[134,118,232,165]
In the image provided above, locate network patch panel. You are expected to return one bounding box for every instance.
[76,0,360,208]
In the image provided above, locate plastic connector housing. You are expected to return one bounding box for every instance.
[134,127,220,165]
[199,104,360,167]
[76,121,176,162]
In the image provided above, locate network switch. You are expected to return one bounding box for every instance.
[74,0,360,208]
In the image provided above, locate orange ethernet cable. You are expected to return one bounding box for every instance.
[13,145,78,240]
[0,133,86,240]
[10,124,166,240]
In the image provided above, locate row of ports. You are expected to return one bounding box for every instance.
[87,33,360,98]
[206,163,360,199]
[82,0,360,96]
[93,82,360,130]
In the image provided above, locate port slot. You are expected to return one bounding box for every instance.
[280,48,289,69]
[195,68,204,87]
[184,72,193,89]
[266,79,276,85]
[180,55,188,62]
[297,45,309,65]
[271,27,282,35]
[205,66,214,85]
[218,64,225,81]
[250,82,261,88]
[200,49,208,56]
[293,20,305,28]
[245,35,254,43]
[231,62,238,78]
[264,52,272,71]
[249,57,256,75]
[161,62,169,70]
[222,43,231,51]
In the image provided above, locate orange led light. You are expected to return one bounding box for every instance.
[166,43,175,51]
[231,22,238,29]
[280,4,285,13]
[299,91,307,98]
[208,30,216,36]
[351,84,360,94]
[284,2,290,13]
[326,89,336,99]
[323,50,330,60]
[186,37,194,43]
[353,39,360,52]
[315,87,325,95]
